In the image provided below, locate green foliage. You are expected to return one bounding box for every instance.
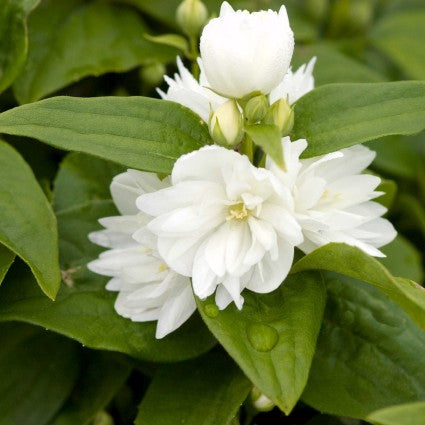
[367,402,425,425]
[49,351,132,425]
[0,322,81,425]
[0,0,423,423]
[291,243,425,330]
[0,96,211,174]
[198,272,326,414]
[302,275,425,419]
[13,0,178,104]
[245,124,284,168]
[136,351,251,425]
[293,81,425,158]
[0,245,14,286]
[0,140,60,299]
[372,11,425,80]
[0,0,39,94]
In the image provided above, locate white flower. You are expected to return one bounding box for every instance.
[157,56,226,123]
[267,138,397,257]
[200,2,294,98]
[159,55,315,124]
[270,57,317,105]
[87,170,196,339]
[136,146,303,310]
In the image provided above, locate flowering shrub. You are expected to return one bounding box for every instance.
[0,0,424,424]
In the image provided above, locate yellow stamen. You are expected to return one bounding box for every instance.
[227,202,249,221]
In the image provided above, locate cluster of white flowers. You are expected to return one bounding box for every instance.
[88,2,396,338]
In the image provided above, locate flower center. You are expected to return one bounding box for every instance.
[157,263,168,273]
[227,202,249,221]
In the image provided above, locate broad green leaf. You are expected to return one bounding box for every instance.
[367,402,425,425]
[380,235,424,283]
[0,96,211,174]
[0,0,39,93]
[198,272,326,414]
[245,124,284,168]
[292,81,425,158]
[368,135,424,180]
[302,275,425,418]
[144,33,189,54]
[0,322,80,425]
[0,152,216,362]
[291,243,425,330]
[0,263,216,362]
[372,11,425,80]
[136,352,251,425]
[293,43,385,86]
[0,245,14,285]
[0,140,60,299]
[13,0,177,104]
[49,351,131,425]
[54,152,124,212]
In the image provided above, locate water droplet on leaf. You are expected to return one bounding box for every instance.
[204,303,219,318]
[247,323,279,352]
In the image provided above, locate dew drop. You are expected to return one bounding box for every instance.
[204,303,219,318]
[247,323,279,352]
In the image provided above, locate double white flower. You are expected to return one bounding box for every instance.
[88,1,396,338]
[159,2,312,123]
[87,170,196,339]
[137,146,303,309]
[268,139,396,257]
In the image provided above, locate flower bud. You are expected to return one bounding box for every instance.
[245,94,269,123]
[140,62,166,87]
[251,387,274,412]
[176,0,208,37]
[265,98,294,136]
[209,100,243,147]
[200,2,294,98]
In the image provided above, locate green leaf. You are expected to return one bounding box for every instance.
[245,124,284,168]
[0,0,40,93]
[0,140,60,299]
[380,235,424,283]
[367,402,425,425]
[293,43,385,86]
[368,135,424,180]
[302,275,425,418]
[144,33,189,54]
[136,352,251,425]
[0,152,216,362]
[291,243,425,330]
[0,322,81,425]
[0,245,15,285]
[292,81,425,158]
[53,153,124,212]
[49,351,131,425]
[0,262,216,362]
[372,11,425,80]
[197,272,326,414]
[13,0,178,104]
[0,96,211,174]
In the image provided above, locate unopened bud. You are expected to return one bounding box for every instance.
[176,0,208,37]
[209,100,244,147]
[265,98,294,136]
[251,387,274,412]
[140,62,166,87]
[245,94,269,123]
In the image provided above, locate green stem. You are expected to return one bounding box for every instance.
[189,35,199,79]
[239,134,254,163]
